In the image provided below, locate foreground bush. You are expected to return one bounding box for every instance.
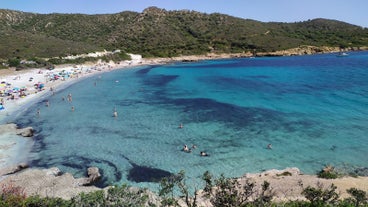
[1,172,368,207]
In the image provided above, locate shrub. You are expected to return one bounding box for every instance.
[7,58,20,67]
[346,188,367,207]
[24,196,71,206]
[302,182,339,206]
[202,171,273,207]
[317,165,339,179]
[70,190,106,206]
[0,182,26,207]
[106,184,149,207]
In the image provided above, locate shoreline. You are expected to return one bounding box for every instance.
[0,57,148,168]
[1,51,368,203]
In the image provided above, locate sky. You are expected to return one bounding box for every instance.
[1,0,367,28]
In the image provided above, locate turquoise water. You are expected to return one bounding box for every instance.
[10,51,368,189]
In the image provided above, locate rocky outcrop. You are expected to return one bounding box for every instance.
[76,167,102,186]
[0,162,29,176]
[256,46,341,57]
[16,126,34,137]
[45,167,62,176]
[0,123,34,137]
[0,167,101,199]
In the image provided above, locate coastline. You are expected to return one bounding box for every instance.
[1,51,368,203]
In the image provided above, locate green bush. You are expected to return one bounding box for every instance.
[317,165,339,179]
[302,183,339,206]
[1,171,368,207]
[346,188,367,207]
[106,184,149,207]
[7,58,20,67]
[70,190,106,206]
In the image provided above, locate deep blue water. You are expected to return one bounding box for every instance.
[11,51,368,190]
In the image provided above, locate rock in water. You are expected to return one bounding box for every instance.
[77,167,101,186]
[87,167,101,183]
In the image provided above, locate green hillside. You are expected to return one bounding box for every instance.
[1,7,367,60]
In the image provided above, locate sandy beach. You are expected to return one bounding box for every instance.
[1,53,368,204]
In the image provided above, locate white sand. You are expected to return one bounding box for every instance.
[0,56,149,168]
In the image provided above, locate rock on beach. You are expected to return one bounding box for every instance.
[0,123,34,138]
[0,166,102,200]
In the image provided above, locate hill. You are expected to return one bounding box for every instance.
[1,7,368,60]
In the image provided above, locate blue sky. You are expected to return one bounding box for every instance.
[1,0,367,28]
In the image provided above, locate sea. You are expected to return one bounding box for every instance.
[7,51,368,190]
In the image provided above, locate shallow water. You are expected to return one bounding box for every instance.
[11,51,368,190]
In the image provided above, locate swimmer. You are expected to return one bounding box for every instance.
[36,108,40,117]
[45,100,49,107]
[179,123,183,129]
[200,151,209,157]
[183,145,190,152]
[267,144,272,149]
[192,144,197,149]
[113,111,118,117]
[71,106,75,112]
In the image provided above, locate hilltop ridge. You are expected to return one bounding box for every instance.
[0,7,368,60]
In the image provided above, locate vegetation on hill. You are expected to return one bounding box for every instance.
[1,7,368,62]
[1,170,368,206]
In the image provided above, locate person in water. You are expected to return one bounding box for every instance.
[183,145,191,152]
[179,123,183,129]
[113,107,118,117]
[267,144,272,149]
[200,151,209,156]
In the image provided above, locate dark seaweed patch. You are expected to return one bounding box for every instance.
[120,154,173,183]
[143,75,179,87]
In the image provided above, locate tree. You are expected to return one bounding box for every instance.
[159,170,198,207]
